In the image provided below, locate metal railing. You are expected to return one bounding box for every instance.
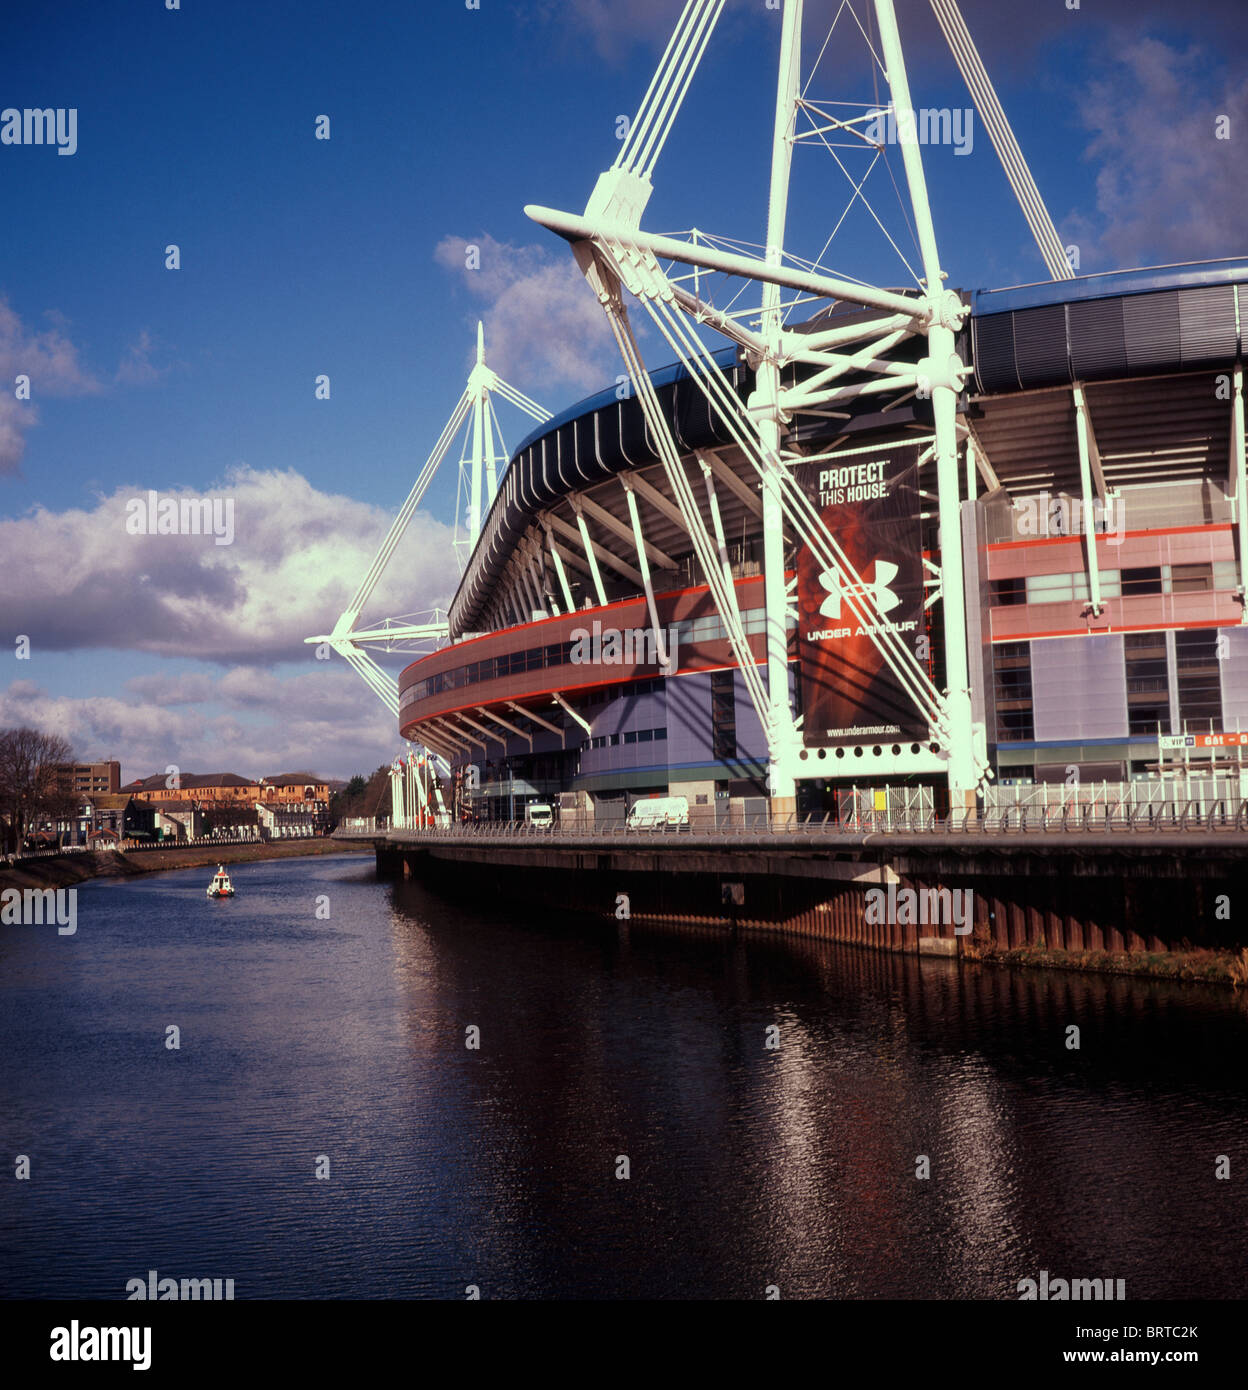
[2,830,288,865]
[331,799,1248,842]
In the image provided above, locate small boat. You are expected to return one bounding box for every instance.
[206,865,235,899]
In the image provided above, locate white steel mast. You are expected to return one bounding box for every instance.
[526,0,1018,806]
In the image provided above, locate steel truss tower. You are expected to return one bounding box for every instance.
[526,0,1067,809]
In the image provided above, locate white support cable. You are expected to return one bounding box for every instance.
[632,278,945,727]
[782,369,923,410]
[339,645,400,718]
[669,282,771,357]
[699,457,744,628]
[491,378,553,422]
[614,0,707,172]
[929,0,1072,281]
[617,0,724,178]
[347,389,471,619]
[417,730,457,766]
[688,334,942,725]
[632,0,724,179]
[638,288,948,734]
[532,0,1005,786]
[598,293,774,731]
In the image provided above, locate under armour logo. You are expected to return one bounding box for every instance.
[818,560,900,621]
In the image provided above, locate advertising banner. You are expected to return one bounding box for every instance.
[794,445,927,746]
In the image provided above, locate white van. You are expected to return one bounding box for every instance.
[626,796,689,829]
[525,802,554,828]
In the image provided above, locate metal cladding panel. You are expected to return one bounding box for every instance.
[1122,290,1181,372]
[1031,634,1128,742]
[539,435,558,503]
[553,425,572,492]
[972,259,1248,316]
[515,445,537,513]
[1069,297,1127,379]
[620,388,659,468]
[665,671,715,763]
[1220,627,1248,729]
[1178,285,1238,367]
[673,375,715,452]
[711,365,746,444]
[1012,304,1071,388]
[971,312,1020,394]
[732,668,767,761]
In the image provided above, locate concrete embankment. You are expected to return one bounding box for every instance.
[376,834,1248,989]
[0,840,369,892]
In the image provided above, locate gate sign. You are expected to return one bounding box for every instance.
[1159,733,1248,751]
[794,445,927,746]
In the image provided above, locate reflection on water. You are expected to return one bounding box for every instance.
[1,854,1245,1299]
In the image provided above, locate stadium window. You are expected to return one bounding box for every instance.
[989,576,1026,606]
[1213,561,1239,590]
[1124,631,1170,735]
[1025,573,1076,603]
[1175,630,1222,732]
[1120,567,1163,597]
[992,642,1033,741]
[711,669,738,759]
[1167,563,1213,594]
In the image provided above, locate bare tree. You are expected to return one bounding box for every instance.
[0,727,76,853]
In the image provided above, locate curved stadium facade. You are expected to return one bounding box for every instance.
[399,259,1248,824]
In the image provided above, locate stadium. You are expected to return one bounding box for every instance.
[394,260,1248,825]
[318,0,1248,829]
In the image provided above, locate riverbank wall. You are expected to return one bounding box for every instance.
[372,831,1248,988]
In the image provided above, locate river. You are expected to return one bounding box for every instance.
[2,853,1245,1299]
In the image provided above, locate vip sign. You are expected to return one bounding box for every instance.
[795,446,927,746]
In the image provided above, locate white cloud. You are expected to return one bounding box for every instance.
[434,233,620,398]
[115,329,169,387]
[1073,38,1248,267]
[0,667,400,782]
[0,297,100,476]
[2,465,456,664]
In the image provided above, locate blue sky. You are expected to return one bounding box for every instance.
[2,0,1245,780]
